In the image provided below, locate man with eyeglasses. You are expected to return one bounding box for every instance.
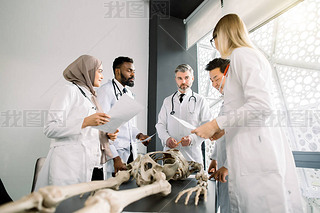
[97,56,150,176]
[205,58,230,213]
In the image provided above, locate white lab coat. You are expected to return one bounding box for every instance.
[97,79,140,172]
[35,83,101,191]
[215,47,303,213]
[211,103,230,213]
[156,89,212,164]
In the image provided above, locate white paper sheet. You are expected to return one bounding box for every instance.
[93,94,144,133]
[171,115,196,130]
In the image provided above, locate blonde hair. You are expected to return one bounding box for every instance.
[213,14,253,58]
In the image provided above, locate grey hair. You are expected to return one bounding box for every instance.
[175,64,194,76]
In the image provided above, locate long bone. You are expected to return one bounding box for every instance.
[0,171,130,213]
[0,149,209,213]
[75,172,171,213]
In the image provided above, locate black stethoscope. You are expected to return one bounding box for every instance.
[73,82,96,110]
[112,79,123,100]
[170,91,197,115]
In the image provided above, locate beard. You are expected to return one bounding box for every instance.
[178,83,190,92]
[121,72,135,87]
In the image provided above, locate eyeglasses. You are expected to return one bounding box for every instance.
[210,34,217,49]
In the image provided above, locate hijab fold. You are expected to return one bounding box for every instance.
[63,55,113,163]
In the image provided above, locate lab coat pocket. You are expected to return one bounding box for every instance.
[238,128,279,176]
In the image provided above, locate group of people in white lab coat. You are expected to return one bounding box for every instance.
[35,13,303,213]
[156,13,303,213]
[191,14,303,213]
[35,55,150,190]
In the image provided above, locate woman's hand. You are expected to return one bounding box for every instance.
[107,129,119,141]
[82,113,110,128]
[191,119,220,139]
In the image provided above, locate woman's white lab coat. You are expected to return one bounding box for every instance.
[35,83,101,190]
[211,103,230,213]
[215,47,303,213]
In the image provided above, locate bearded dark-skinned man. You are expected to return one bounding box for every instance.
[97,56,150,176]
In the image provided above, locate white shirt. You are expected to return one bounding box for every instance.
[156,88,212,164]
[97,79,140,164]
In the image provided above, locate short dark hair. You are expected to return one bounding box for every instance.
[205,58,230,74]
[112,56,134,74]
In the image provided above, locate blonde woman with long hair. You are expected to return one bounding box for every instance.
[192,14,303,212]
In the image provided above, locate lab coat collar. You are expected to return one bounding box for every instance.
[177,88,192,97]
[113,78,132,97]
[113,78,125,91]
[75,83,92,97]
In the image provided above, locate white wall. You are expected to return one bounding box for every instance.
[0,0,149,200]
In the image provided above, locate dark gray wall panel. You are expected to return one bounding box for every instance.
[148,13,198,152]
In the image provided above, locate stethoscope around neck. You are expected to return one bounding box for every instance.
[72,82,97,110]
[112,79,122,100]
[170,91,197,115]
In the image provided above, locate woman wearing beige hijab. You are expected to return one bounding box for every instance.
[35,55,117,190]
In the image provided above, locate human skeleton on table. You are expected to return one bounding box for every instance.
[0,149,208,213]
